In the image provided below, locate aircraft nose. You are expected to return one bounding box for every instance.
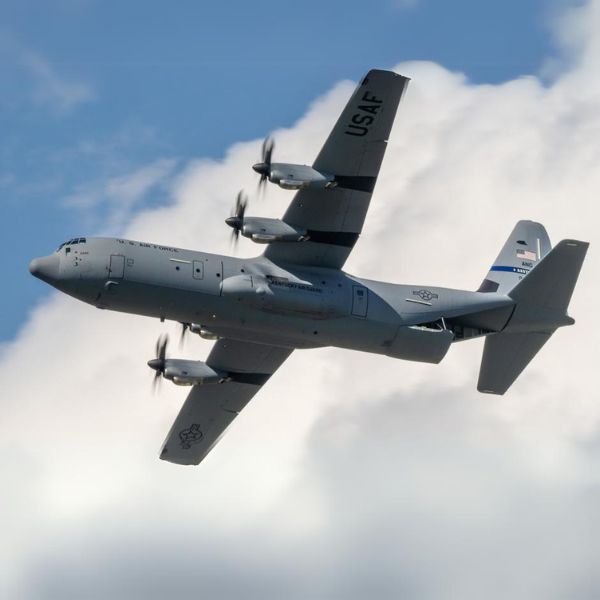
[29,254,60,283]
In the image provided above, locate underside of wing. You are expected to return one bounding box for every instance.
[264,69,409,269]
[160,339,292,466]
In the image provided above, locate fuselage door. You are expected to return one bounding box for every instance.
[109,254,125,279]
[351,285,368,318]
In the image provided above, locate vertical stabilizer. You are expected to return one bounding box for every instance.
[478,220,551,295]
[477,238,589,394]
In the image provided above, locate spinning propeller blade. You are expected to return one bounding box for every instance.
[225,190,248,250]
[179,322,189,348]
[252,136,275,194]
[148,333,169,392]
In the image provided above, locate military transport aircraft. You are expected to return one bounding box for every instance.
[29,70,588,466]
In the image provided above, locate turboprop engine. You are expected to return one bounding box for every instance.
[252,137,336,191]
[254,162,336,190]
[226,215,308,244]
[148,335,227,387]
[226,191,309,247]
[151,358,226,386]
[180,322,220,341]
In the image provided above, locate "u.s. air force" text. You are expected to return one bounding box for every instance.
[344,91,383,137]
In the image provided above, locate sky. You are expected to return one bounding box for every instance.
[2,1,600,599]
[1,0,561,340]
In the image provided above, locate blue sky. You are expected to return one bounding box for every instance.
[2,0,560,339]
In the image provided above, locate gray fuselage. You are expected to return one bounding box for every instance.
[30,237,516,364]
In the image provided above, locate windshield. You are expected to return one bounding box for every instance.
[56,237,87,252]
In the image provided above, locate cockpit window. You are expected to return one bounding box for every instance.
[56,237,86,252]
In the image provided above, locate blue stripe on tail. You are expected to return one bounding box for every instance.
[490,265,529,275]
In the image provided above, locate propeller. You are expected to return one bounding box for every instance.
[225,190,248,249]
[179,322,190,347]
[148,333,169,392]
[252,136,275,193]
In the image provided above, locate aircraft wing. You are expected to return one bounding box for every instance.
[264,69,409,269]
[160,339,293,466]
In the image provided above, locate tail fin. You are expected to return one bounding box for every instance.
[478,220,551,295]
[509,239,589,313]
[477,238,589,394]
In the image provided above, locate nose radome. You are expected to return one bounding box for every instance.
[29,254,60,283]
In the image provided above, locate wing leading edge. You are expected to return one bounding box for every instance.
[160,339,293,465]
[264,69,409,269]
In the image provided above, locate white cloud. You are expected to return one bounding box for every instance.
[64,158,179,231]
[21,51,95,115]
[3,1,600,598]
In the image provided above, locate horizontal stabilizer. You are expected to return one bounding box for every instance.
[477,332,551,395]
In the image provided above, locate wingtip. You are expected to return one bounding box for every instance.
[361,69,411,84]
[159,448,199,466]
[477,385,506,395]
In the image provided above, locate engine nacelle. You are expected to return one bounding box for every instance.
[163,359,226,386]
[241,217,308,244]
[255,161,375,193]
[188,323,220,340]
[268,163,335,190]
